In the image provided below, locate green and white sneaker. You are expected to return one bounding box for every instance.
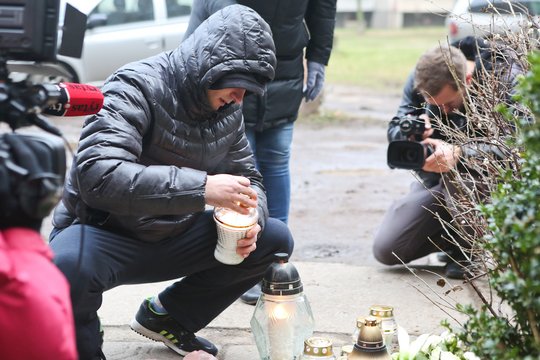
[130,298,218,356]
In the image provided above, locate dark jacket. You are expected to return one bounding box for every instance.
[52,5,277,242]
[388,37,523,187]
[184,0,336,131]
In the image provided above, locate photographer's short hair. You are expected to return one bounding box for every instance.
[414,45,468,98]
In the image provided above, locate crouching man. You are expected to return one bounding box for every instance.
[49,5,293,359]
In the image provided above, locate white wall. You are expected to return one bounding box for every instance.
[338,0,456,14]
[337,0,458,28]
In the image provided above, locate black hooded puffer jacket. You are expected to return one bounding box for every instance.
[52,5,277,242]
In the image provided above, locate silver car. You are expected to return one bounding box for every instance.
[9,0,192,85]
[446,0,540,42]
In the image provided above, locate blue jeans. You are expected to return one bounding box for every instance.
[246,122,294,224]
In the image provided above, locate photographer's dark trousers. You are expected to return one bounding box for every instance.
[372,179,456,265]
[49,211,293,360]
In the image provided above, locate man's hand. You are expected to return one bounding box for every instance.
[237,223,261,259]
[205,174,257,215]
[303,61,326,102]
[422,138,462,173]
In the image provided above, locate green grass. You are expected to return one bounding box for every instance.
[326,26,448,93]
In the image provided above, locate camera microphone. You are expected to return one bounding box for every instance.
[4,82,105,136]
[42,83,104,117]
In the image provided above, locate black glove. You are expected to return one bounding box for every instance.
[0,133,64,231]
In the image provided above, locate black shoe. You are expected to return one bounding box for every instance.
[444,260,473,280]
[240,282,262,305]
[130,298,218,356]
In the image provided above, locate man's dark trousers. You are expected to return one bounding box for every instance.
[50,210,293,359]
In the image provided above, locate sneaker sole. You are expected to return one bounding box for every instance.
[130,318,189,356]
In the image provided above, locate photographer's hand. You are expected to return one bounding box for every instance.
[422,138,461,173]
[419,114,434,140]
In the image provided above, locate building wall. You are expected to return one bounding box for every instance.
[337,0,458,28]
[338,0,456,13]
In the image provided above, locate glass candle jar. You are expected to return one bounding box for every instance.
[301,337,336,359]
[369,305,397,353]
[251,254,315,360]
[349,316,391,360]
[213,206,258,264]
[352,316,382,344]
[340,344,353,358]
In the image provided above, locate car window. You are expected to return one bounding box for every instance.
[166,0,191,18]
[90,0,155,27]
[469,0,540,15]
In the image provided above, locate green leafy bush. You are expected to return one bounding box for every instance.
[451,51,540,360]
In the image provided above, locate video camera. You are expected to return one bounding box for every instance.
[0,0,101,226]
[387,115,434,170]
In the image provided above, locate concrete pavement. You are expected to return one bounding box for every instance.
[99,259,480,359]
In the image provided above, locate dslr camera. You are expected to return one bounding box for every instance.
[0,0,90,226]
[387,115,433,170]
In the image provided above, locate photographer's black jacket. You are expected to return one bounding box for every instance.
[388,37,523,187]
[184,0,336,131]
[52,6,276,242]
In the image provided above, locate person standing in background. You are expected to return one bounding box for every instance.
[184,0,337,305]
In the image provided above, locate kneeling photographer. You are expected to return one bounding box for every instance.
[372,37,523,279]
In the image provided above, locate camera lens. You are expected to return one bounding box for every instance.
[403,148,420,163]
[387,140,426,170]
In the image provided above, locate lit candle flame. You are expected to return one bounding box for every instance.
[271,303,289,320]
